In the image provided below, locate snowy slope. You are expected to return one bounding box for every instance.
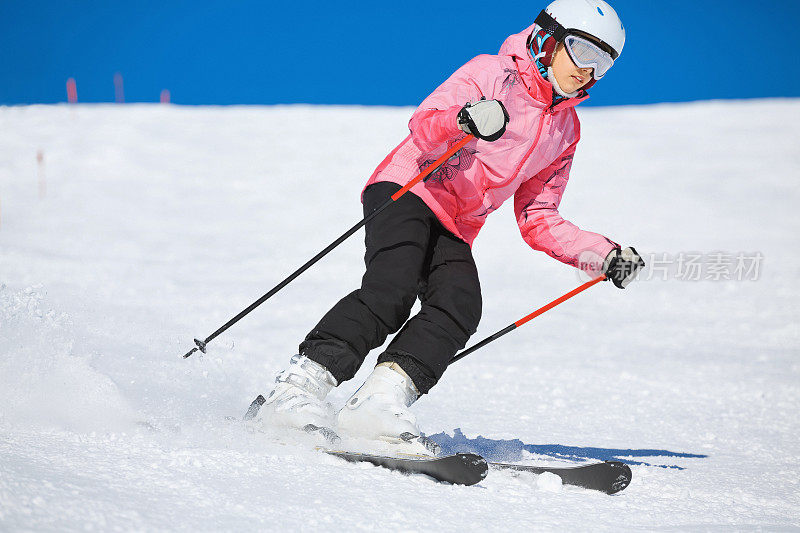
[1,100,798,530]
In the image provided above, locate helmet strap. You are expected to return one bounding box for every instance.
[535,10,567,42]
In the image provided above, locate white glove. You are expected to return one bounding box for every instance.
[457,98,510,142]
[603,247,645,289]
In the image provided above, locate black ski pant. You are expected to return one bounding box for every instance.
[299,181,482,394]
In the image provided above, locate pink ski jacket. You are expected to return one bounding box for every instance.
[364,23,618,275]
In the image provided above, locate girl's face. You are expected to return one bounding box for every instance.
[551,43,593,94]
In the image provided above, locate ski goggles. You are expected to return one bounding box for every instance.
[563,33,615,80]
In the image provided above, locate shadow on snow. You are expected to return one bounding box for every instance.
[428,428,707,470]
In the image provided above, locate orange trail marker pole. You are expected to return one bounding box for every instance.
[449,274,607,365]
[183,135,475,359]
[66,78,77,103]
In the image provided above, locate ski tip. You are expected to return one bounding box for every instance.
[605,461,633,495]
[454,453,489,483]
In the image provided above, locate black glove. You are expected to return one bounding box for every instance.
[457,97,510,142]
[603,247,645,289]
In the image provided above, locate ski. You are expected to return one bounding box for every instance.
[243,394,486,484]
[325,450,488,486]
[241,395,628,492]
[490,460,632,494]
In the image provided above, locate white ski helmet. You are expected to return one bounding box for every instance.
[540,0,625,59]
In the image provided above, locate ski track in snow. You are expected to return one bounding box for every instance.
[1,101,798,530]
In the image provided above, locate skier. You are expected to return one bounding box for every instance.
[261,0,644,452]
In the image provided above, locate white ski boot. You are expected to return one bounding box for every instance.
[336,362,440,456]
[260,354,338,432]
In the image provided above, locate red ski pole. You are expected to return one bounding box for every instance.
[449,274,607,364]
[184,134,475,358]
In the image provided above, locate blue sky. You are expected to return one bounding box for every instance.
[2,0,799,106]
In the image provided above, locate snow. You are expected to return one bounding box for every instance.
[1,100,799,530]
[536,471,563,493]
